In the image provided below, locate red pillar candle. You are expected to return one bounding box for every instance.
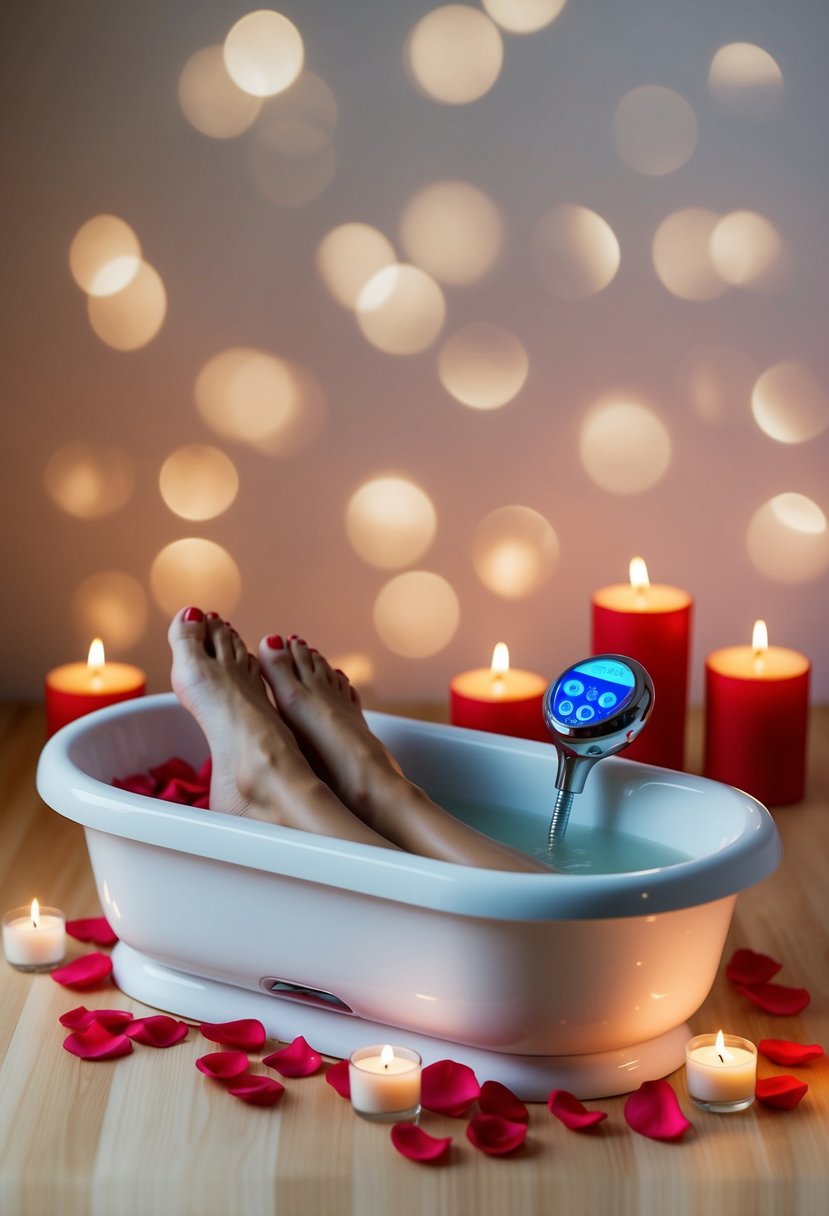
[450,643,548,742]
[591,557,692,770]
[704,620,809,806]
[45,638,146,737]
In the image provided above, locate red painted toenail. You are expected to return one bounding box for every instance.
[183,607,204,622]
[206,611,220,620]
[296,637,307,646]
[266,635,284,650]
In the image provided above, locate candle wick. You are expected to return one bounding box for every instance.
[717,1052,725,1064]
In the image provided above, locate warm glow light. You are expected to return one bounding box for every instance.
[150,539,242,617]
[316,223,396,310]
[532,204,620,299]
[159,445,239,521]
[327,651,375,687]
[373,571,460,658]
[178,45,263,138]
[746,493,829,584]
[752,619,769,655]
[380,1045,395,1067]
[405,5,504,105]
[399,181,503,286]
[491,642,510,674]
[714,1029,732,1062]
[69,215,141,297]
[710,210,783,288]
[580,400,672,494]
[345,476,438,569]
[709,43,784,117]
[438,323,528,410]
[612,86,698,176]
[86,261,167,350]
[43,442,135,519]
[472,506,559,598]
[356,264,446,355]
[751,362,829,444]
[71,572,147,650]
[87,638,105,670]
[31,900,39,928]
[223,9,305,98]
[482,0,567,34]
[652,208,726,301]
[629,556,649,590]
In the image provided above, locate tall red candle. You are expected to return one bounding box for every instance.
[450,643,548,742]
[591,558,692,770]
[704,620,809,806]
[45,638,146,737]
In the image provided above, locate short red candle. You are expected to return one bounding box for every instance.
[704,621,809,806]
[45,639,146,737]
[591,559,692,770]
[450,644,548,742]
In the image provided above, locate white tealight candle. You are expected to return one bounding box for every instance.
[2,900,66,972]
[685,1031,757,1113]
[349,1044,422,1123]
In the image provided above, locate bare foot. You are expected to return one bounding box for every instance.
[259,635,547,872]
[168,609,397,850]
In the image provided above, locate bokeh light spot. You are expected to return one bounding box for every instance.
[194,347,325,457]
[652,208,726,301]
[532,204,620,299]
[86,261,167,350]
[472,506,559,598]
[373,571,460,658]
[709,43,784,117]
[159,445,240,520]
[751,362,829,444]
[405,6,503,105]
[178,45,263,138]
[438,323,528,409]
[44,442,135,519]
[69,215,141,297]
[247,117,336,208]
[327,651,376,688]
[346,476,437,569]
[150,538,242,617]
[482,0,567,34]
[679,345,756,426]
[316,223,396,310]
[223,9,304,98]
[356,264,446,355]
[709,210,784,288]
[612,85,698,176]
[580,399,672,494]
[399,181,503,285]
[746,494,829,583]
[71,572,147,650]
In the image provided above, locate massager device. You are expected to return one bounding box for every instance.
[543,655,655,848]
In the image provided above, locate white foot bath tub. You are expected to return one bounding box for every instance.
[37,694,780,1099]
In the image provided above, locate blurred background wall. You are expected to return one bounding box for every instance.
[1,0,827,705]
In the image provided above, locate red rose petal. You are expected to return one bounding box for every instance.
[113,773,157,797]
[63,1022,133,1061]
[126,1015,189,1048]
[548,1089,608,1131]
[200,1019,267,1050]
[65,917,118,947]
[193,795,211,809]
[479,1080,529,1124]
[624,1079,692,1141]
[466,1114,527,1157]
[738,981,811,1016]
[228,1073,286,1107]
[51,952,113,990]
[758,1039,824,1067]
[421,1059,481,1117]
[325,1059,351,1098]
[262,1035,322,1078]
[726,948,782,986]
[391,1123,452,1163]
[59,1005,134,1031]
[195,1050,250,1080]
[197,757,212,784]
[756,1075,809,1110]
[149,757,198,786]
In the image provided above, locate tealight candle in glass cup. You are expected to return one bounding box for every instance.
[349,1044,421,1122]
[2,900,66,972]
[685,1030,757,1112]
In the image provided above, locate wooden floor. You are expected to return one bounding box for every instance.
[0,702,827,1215]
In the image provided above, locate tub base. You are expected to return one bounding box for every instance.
[113,942,690,1101]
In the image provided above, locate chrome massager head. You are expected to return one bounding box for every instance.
[543,654,654,849]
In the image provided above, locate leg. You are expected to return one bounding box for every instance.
[259,635,547,873]
[168,608,399,850]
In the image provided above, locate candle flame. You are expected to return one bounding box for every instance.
[490,642,510,675]
[87,637,106,671]
[715,1029,733,1064]
[629,556,650,591]
[31,898,39,928]
[752,619,768,655]
[380,1044,394,1070]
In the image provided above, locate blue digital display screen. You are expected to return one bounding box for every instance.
[552,659,635,727]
